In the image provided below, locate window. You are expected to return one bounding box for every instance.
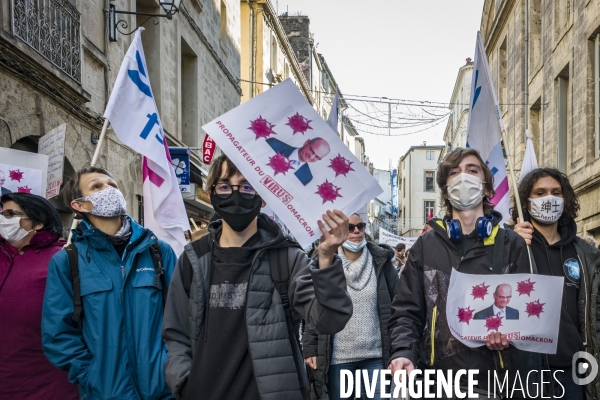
[595,34,600,159]
[402,178,406,197]
[529,0,542,68]
[270,34,277,73]
[424,171,435,192]
[403,207,406,227]
[424,201,435,223]
[557,72,569,172]
[426,151,435,160]
[499,37,507,108]
[181,37,198,147]
[220,0,227,45]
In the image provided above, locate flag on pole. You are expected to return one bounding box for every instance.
[466,32,511,224]
[327,88,339,133]
[103,29,189,255]
[518,129,539,184]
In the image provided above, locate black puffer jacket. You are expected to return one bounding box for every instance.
[388,212,542,395]
[162,214,353,400]
[302,242,398,398]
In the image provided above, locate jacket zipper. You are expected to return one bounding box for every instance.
[497,351,504,368]
[120,265,125,304]
[430,305,437,365]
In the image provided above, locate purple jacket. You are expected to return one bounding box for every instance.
[0,230,78,399]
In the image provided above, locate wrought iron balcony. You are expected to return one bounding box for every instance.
[11,0,81,82]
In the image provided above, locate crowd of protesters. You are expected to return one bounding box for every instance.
[1,147,600,400]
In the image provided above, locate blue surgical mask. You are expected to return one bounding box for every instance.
[342,239,367,253]
[391,255,397,263]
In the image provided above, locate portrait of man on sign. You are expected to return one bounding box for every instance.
[265,137,330,186]
[473,283,520,320]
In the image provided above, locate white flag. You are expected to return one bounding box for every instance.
[104,29,189,255]
[327,88,339,133]
[466,32,511,224]
[518,130,539,184]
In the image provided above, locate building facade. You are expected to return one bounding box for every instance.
[0,0,243,235]
[398,145,444,237]
[440,59,473,161]
[480,0,600,239]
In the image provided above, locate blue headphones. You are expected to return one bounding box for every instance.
[444,215,494,242]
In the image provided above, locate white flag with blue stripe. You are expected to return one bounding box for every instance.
[466,32,511,223]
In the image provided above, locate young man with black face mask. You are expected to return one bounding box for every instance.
[41,166,177,399]
[514,168,600,399]
[388,148,537,398]
[162,155,353,400]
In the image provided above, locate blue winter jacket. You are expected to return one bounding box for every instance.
[42,217,177,400]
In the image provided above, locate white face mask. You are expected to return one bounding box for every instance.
[447,173,485,211]
[77,186,127,218]
[529,195,564,224]
[0,216,34,243]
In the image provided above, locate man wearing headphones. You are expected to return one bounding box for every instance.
[388,148,536,398]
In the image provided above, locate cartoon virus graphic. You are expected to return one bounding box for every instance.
[525,299,546,318]
[286,112,313,135]
[9,169,24,182]
[267,152,295,176]
[17,186,32,193]
[471,282,490,301]
[457,306,475,325]
[248,116,276,140]
[516,278,536,297]
[484,315,503,332]
[315,180,342,204]
[328,154,355,178]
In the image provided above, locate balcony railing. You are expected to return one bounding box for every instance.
[11,0,81,82]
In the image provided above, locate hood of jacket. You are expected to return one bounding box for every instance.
[429,210,504,247]
[532,218,577,248]
[0,229,63,254]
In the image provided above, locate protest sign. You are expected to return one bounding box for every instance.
[202,79,383,247]
[0,148,48,197]
[378,227,418,249]
[447,270,563,354]
[38,123,66,198]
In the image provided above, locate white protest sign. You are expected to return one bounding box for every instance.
[38,123,66,198]
[378,227,418,249]
[447,270,563,354]
[0,148,48,197]
[202,79,383,247]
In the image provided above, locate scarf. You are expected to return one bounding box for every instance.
[339,247,373,290]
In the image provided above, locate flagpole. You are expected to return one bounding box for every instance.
[65,118,110,246]
[500,128,534,273]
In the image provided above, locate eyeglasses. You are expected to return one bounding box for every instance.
[307,141,323,161]
[0,209,28,219]
[348,222,366,232]
[212,183,257,199]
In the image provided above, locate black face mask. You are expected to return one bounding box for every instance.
[210,191,262,232]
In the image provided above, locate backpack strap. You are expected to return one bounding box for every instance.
[492,228,505,274]
[183,235,212,294]
[269,247,291,312]
[149,242,167,308]
[65,244,82,325]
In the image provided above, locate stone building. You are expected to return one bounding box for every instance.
[0,0,243,235]
[439,59,473,161]
[480,0,600,239]
[398,145,444,237]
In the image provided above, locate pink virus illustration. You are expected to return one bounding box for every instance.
[248,116,276,140]
[315,180,342,204]
[516,278,536,297]
[267,153,295,176]
[17,186,32,193]
[457,306,475,325]
[286,112,313,135]
[525,299,545,318]
[471,282,490,301]
[328,154,355,178]
[9,169,24,182]
[484,315,503,332]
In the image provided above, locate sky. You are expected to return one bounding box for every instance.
[276,0,485,169]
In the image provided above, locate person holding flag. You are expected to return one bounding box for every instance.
[513,168,600,399]
[41,166,177,399]
[388,148,539,397]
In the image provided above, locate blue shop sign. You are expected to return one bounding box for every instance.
[169,147,191,193]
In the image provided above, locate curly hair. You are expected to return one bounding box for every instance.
[512,168,579,225]
[437,148,495,217]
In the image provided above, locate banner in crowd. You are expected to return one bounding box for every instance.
[447,270,563,354]
[103,28,189,255]
[378,227,418,249]
[202,79,383,247]
[0,148,48,197]
[466,31,511,224]
[38,123,66,198]
[518,129,539,184]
